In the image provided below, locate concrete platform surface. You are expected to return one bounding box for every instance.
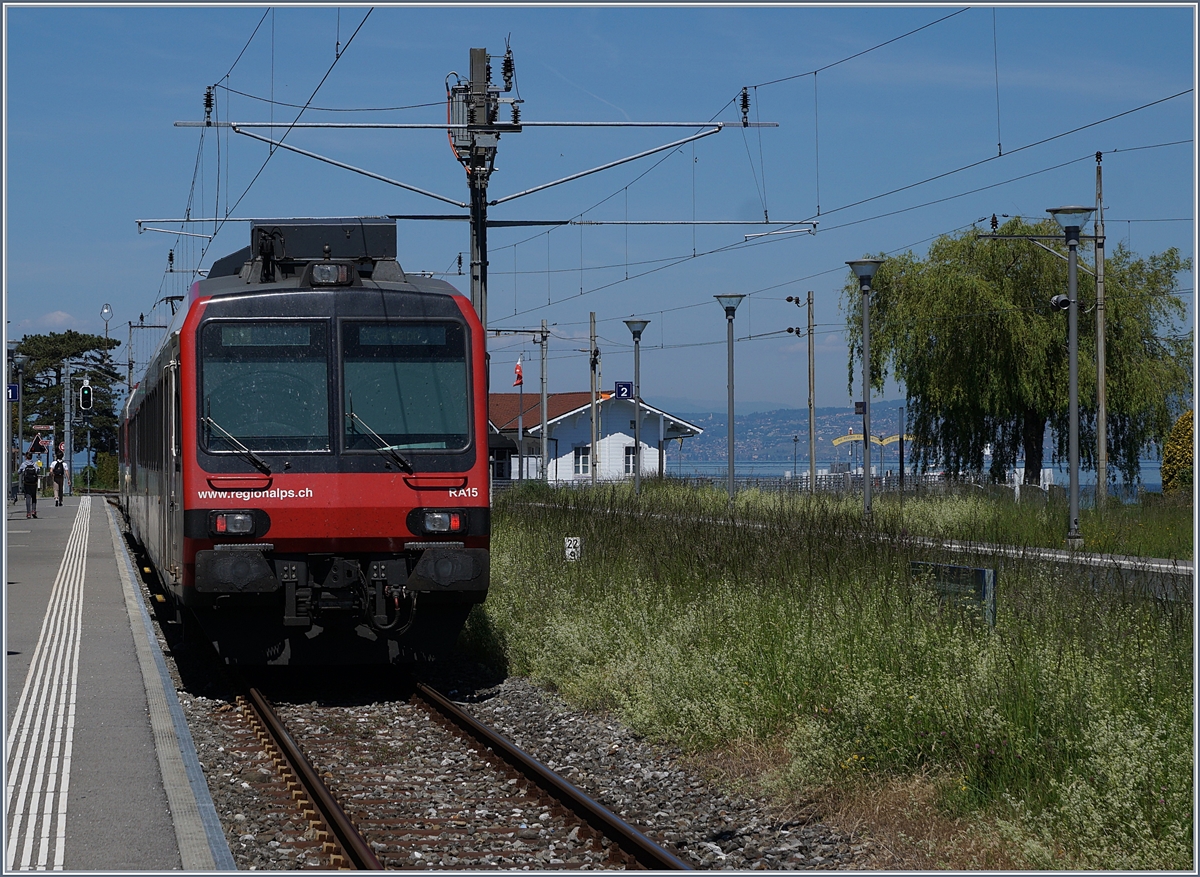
[5,494,233,871]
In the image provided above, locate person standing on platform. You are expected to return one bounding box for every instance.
[18,452,39,519]
[52,454,65,506]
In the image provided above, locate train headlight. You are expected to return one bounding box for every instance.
[422,510,465,534]
[310,263,351,286]
[210,512,255,536]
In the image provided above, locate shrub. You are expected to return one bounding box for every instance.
[1160,410,1193,495]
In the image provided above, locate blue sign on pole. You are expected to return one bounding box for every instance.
[6,384,17,403]
[614,381,633,399]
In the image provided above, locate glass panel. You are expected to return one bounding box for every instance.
[200,321,330,452]
[342,320,469,451]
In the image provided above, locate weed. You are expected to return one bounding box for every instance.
[483,481,1194,869]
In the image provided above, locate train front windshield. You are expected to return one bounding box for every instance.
[200,318,470,456]
[342,321,469,451]
[200,321,331,452]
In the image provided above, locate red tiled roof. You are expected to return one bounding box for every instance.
[489,392,602,432]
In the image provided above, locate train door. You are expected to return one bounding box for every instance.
[163,357,182,582]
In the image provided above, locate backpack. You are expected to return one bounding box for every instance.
[53,460,64,479]
[21,465,38,491]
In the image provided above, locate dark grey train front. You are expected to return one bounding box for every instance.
[119,218,493,663]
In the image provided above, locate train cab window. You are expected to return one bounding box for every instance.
[200,321,331,452]
[341,321,469,452]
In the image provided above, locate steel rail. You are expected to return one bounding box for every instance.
[415,682,692,871]
[244,687,384,870]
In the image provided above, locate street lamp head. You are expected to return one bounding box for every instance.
[846,258,885,288]
[1047,206,1094,234]
[1050,294,1071,311]
[100,303,113,322]
[623,319,650,340]
[714,294,745,318]
[13,354,29,371]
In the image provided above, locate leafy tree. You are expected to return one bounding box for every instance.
[11,331,122,458]
[842,217,1192,484]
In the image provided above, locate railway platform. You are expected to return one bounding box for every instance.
[5,493,234,871]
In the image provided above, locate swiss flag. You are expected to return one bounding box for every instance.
[513,357,523,387]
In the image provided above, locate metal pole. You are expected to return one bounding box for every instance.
[1067,229,1082,548]
[590,312,598,486]
[16,361,24,470]
[793,436,798,481]
[807,290,815,494]
[4,356,8,502]
[517,366,523,484]
[862,281,872,519]
[633,331,642,495]
[470,182,489,330]
[64,363,72,497]
[1094,153,1108,509]
[540,320,549,483]
[726,310,735,502]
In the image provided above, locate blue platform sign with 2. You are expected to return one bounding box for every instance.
[615,381,633,399]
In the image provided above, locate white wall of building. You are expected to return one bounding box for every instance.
[539,400,661,484]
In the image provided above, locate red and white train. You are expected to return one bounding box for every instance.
[120,218,490,664]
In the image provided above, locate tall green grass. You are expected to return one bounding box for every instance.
[467,481,1194,870]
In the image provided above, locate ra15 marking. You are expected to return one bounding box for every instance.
[449,487,478,498]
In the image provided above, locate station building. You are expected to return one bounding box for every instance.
[489,392,704,483]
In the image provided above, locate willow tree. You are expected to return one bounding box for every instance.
[842,217,1192,484]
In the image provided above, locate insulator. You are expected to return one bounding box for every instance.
[457,253,463,275]
[486,58,493,85]
[990,213,998,231]
[511,103,520,125]
[204,86,214,126]
[488,100,498,124]
[168,250,174,270]
[740,87,750,127]
[502,49,515,91]
[467,103,476,125]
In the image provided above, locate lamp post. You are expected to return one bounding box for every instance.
[714,295,745,502]
[793,435,799,482]
[1048,205,1094,550]
[847,259,884,520]
[624,319,649,496]
[14,353,29,465]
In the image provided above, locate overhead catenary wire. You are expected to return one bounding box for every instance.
[194,8,374,271]
[214,83,443,113]
[751,7,971,88]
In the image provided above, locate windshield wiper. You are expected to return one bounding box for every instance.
[202,416,272,475]
[345,404,414,473]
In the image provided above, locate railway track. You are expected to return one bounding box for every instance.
[226,677,691,870]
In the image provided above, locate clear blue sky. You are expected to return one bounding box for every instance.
[4,4,1195,412]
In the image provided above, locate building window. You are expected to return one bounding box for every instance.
[624,445,636,475]
[573,445,590,476]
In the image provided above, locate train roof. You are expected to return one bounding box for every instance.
[196,217,464,300]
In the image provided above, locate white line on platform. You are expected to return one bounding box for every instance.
[5,497,90,871]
